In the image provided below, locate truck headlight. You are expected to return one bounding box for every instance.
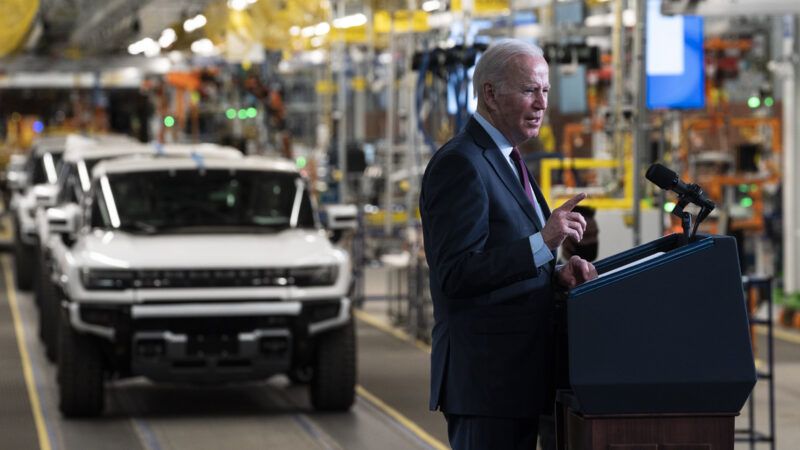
[81,269,135,290]
[288,266,338,287]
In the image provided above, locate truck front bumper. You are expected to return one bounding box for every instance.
[67,298,351,383]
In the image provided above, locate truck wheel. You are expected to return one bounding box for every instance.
[58,311,104,417]
[310,321,356,411]
[13,222,33,290]
[39,262,59,362]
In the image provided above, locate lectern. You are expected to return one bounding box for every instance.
[556,233,757,450]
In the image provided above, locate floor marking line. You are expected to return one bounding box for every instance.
[356,385,447,450]
[354,309,431,354]
[269,381,344,450]
[130,417,163,450]
[291,414,342,450]
[3,255,53,450]
[356,397,441,450]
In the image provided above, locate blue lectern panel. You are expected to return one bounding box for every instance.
[566,235,756,414]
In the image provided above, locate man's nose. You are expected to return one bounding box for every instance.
[533,93,547,109]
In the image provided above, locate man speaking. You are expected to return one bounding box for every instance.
[419,38,598,449]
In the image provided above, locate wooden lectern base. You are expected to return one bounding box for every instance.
[556,398,736,450]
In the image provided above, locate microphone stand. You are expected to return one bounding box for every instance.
[671,189,713,246]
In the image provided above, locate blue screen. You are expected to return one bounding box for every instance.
[646,15,705,110]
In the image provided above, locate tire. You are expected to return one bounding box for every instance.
[13,220,33,291]
[310,321,356,411]
[38,253,59,362]
[58,310,105,417]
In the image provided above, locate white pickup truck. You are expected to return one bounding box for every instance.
[47,154,356,417]
[36,141,243,361]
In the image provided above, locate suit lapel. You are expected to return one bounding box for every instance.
[466,118,539,228]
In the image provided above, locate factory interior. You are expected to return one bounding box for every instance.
[0,0,799,449]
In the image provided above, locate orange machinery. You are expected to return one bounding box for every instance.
[675,116,782,234]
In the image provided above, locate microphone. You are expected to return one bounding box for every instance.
[645,163,715,211]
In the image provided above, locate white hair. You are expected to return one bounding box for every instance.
[473,39,545,104]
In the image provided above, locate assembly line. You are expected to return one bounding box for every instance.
[3,0,800,448]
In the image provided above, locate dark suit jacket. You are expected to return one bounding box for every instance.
[420,117,557,418]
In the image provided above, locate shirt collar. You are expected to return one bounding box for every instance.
[473,111,513,159]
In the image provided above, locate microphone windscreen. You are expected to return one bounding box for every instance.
[645,163,677,190]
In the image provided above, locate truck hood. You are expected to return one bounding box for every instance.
[74,229,343,269]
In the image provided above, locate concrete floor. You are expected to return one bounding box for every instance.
[0,257,447,450]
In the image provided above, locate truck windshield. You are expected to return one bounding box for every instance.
[93,169,316,233]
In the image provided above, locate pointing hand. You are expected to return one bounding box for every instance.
[541,193,588,250]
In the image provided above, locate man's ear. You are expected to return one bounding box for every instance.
[482,82,498,111]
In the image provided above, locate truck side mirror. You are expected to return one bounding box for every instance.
[33,184,59,208]
[47,204,80,237]
[321,204,358,243]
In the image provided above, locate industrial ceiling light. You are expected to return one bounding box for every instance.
[289,26,301,36]
[227,0,256,11]
[191,38,216,55]
[301,26,316,38]
[332,13,367,29]
[128,42,143,55]
[227,0,247,10]
[314,22,331,35]
[143,39,161,57]
[159,28,177,48]
[422,0,441,12]
[183,14,207,33]
[128,38,160,57]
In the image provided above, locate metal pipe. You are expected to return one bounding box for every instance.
[611,0,626,168]
[782,16,798,294]
[632,0,648,246]
[406,33,418,232]
[336,0,349,203]
[384,24,397,236]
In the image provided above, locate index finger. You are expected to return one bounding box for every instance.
[558,193,587,212]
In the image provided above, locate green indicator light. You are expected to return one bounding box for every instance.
[664,202,676,213]
[740,197,753,208]
[747,96,760,108]
[246,107,258,118]
[238,109,248,120]
[164,116,175,127]
[226,108,236,119]
[738,184,749,193]
[296,156,307,169]
[764,97,774,107]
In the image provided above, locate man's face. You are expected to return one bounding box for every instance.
[490,55,549,145]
